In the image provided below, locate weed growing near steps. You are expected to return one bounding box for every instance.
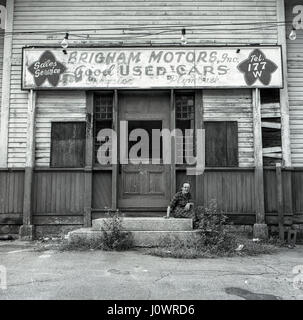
[147,200,276,259]
[58,201,276,256]
[59,237,102,251]
[147,235,276,259]
[194,199,233,254]
[100,210,134,251]
[60,210,134,251]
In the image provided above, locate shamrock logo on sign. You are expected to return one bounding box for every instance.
[28,50,66,87]
[237,49,278,86]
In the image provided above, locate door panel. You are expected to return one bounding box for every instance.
[122,169,141,194]
[148,170,165,194]
[118,91,170,209]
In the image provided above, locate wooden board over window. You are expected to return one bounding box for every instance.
[51,122,86,168]
[205,121,238,167]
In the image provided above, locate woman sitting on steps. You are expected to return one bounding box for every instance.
[166,182,194,218]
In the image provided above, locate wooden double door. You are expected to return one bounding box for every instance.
[118,91,171,209]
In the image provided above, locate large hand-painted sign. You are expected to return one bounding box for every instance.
[22,46,283,90]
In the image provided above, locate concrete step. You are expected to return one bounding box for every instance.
[92,217,193,231]
[68,228,201,248]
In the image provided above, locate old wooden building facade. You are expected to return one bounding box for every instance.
[0,0,302,239]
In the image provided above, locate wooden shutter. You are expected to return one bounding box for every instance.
[205,122,226,167]
[205,121,238,167]
[226,122,238,166]
[51,122,86,168]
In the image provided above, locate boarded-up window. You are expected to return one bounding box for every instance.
[205,121,238,167]
[260,88,282,166]
[51,122,86,168]
[260,89,280,104]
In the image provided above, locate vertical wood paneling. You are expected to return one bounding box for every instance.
[7,0,278,167]
[292,170,303,214]
[285,0,303,166]
[92,171,112,209]
[0,170,24,213]
[201,169,255,213]
[32,170,85,214]
[2,168,302,232]
[177,169,255,213]
[264,168,295,214]
[203,89,254,167]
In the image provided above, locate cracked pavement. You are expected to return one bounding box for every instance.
[0,241,303,300]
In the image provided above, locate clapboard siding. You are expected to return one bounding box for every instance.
[0,0,5,124]
[11,0,278,48]
[0,30,4,122]
[7,0,278,167]
[203,89,254,167]
[35,91,86,166]
[286,0,303,167]
[8,63,28,167]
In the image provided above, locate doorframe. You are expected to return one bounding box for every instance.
[112,90,119,210]
[91,89,202,213]
[195,90,203,206]
[170,89,176,200]
[84,91,94,227]
[116,90,172,209]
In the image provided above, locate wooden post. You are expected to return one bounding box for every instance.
[276,163,284,240]
[20,90,36,240]
[84,92,94,227]
[277,0,294,231]
[283,167,294,223]
[0,0,14,167]
[277,0,292,167]
[252,88,268,239]
[170,89,176,199]
[112,90,118,210]
[195,90,203,206]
